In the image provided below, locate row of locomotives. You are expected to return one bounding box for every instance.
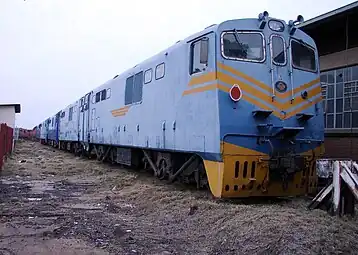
[36,11,325,200]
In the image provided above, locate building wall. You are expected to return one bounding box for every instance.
[324,136,358,161]
[320,47,358,71]
[320,63,358,130]
[0,106,16,128]
[319,48,358,161]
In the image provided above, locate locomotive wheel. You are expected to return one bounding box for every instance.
[155,153,172,180]
[157,159,168,180]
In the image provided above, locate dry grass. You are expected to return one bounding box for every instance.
[0,140,357,255]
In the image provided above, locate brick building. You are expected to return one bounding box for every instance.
[298,1,358,160]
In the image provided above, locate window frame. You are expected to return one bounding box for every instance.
[124,71,144,106]
[125,75,134,105]
[270,34,287,66]
[290,38,317,73]
[144,68,153,84]
[189,37,209,75]
[220,30,266,63]
[100,89,106,101]
[68,107,73,121]
[95,92,101,103]
[132,71,144,104]
[155,62,165,80]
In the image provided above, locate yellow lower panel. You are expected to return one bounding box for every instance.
[203,160,225,197]
[203,144,324,198]
[220,155,306,198]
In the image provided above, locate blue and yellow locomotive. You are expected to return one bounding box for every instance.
[37,12,324,198]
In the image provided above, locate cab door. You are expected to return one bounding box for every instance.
[269,34,291,103]
[181,32,216,151]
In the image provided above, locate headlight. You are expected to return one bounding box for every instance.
[269,20,285,32]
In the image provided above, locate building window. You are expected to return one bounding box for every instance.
[125,71,143,105]
[321,64,358,129]
[155,63,165,80]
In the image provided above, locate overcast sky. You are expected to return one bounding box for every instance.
[0,0,355,129]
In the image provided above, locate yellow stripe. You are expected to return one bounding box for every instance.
[112,112,126,117]
[291,78,320,97]
[216,71,321,111]
[182,83,220,95]
[188,72,216,86]
[183,83,321,120]
[217,62,320,99]
[284,96,322,119]
[242,94,282,118]
[217,71,274,106]
[111,106,130,117]
[217,62,270,93]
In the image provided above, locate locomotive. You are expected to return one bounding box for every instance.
[35,12,325,198]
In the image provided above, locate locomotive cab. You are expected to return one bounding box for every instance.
[203,12,325,198]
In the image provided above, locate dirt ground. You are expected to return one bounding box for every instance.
[0,140,357,255]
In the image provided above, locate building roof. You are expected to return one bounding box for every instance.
[298,1,358,28]
[0,104,21,113]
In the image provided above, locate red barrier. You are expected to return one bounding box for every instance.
[0,123,14,170]
[19,128,36,140]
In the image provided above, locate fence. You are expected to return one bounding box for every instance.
[0,123,14,170]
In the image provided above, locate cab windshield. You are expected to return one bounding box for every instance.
[291,40,316,72]
[222,31,264,62]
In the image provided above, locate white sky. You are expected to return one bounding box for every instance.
[0,0,355,129]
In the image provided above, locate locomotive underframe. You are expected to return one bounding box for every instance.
[43,138,320,198]
[49,140,209,191]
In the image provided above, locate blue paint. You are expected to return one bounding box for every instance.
[37,15,324,160]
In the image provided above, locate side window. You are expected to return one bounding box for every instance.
[106,88,111,99]
[61,111,65,118]
[125,76,134,105]
[133,71,143,103]
[101,89,106,101]
[125,72,144,105]
[95,92,100,103]
[190,37,209,75]
[144,68,152,84]
[155,63,165,80]
[69,107,73,121]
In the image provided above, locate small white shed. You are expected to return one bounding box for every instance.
[0,104,21,128]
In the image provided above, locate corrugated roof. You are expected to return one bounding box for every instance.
[0,104,21,113]
[298,1,358,28]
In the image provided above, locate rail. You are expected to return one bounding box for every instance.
[0,123,14,170]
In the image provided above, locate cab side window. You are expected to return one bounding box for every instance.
[190,37,209,75]
[125,71,143,105]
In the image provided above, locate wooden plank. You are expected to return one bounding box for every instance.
[332,161,341,215]
[340,169,358,201]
